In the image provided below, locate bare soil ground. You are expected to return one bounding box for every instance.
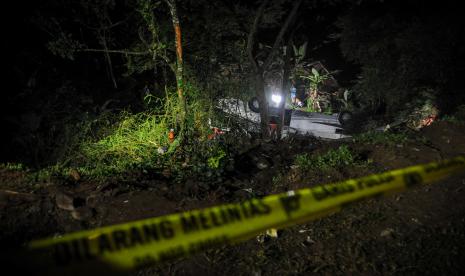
[1,121,465,275]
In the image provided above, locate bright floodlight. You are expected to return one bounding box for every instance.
[271,94,282,104]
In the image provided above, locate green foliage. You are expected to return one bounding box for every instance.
[10,80,228,181]
[301,68,329,92]
[353,131,408,146]
[81,111,172,175]
[40,0,172,80]
[439,115,459,124]
[182,141,229,181]
[305,98,317,113]
[271,173,289,191]
[324,106,333,115]
[28,0,253,181]
[338,2,465,115]
[207,148,226,169]
[181,2,254,101]
[70,82,228,180]
[439,105,465,124]
[292,42,308,64]
[386,87,440,130]
[297,67,333,113]
[47,33,84,60]
[125,0,170,76]
[272,174,284,185]
[32,164,68,182]
[0,163,27,172]
[440,115,464,124]
[294,145,356,172]
[338,89,354,111]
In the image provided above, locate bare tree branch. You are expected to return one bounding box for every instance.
[164,0,186,129]
[247,0,270,73]
[79,49,176,74]
[263,0,303,70]
[78,49,150,55]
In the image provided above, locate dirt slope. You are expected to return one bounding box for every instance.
[1,121,464,275]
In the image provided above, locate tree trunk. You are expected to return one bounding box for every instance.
[262,0,302,70]
[247,0,270,137]
[278,41,293,139]
[99,32,118,89]
[247,0,302,137]
[255,71,270,137]
[165,0,186,129]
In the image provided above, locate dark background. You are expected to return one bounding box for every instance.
[3,0,465,166]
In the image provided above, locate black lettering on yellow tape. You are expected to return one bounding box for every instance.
[403,172,423,187]
[311,173,397,202]
[424,158,465,173]
[50,219,176,265]
[356,175,395,190]
[180,199,271,234]
[279,192,301,217]
[311,181,357,201]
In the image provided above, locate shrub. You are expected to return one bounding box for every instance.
[294,145,356,172]
[81,111,172,175]
[75,83,229,180]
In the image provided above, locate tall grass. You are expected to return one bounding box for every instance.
[77,84,225,179]
[81,111,171,174]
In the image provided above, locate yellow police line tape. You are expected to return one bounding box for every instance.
[19,157,465,273]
